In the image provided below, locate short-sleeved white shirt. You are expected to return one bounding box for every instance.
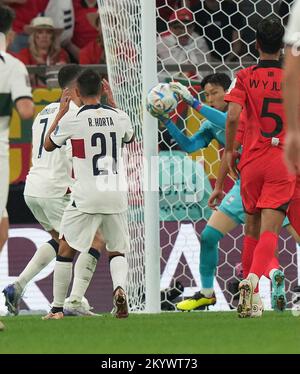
[0,52,32,154]
[24,101,78,198]
[284,0,300,46]
[50,104,134,214]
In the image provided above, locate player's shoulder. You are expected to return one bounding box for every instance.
[235,65,255,79]
[39,102,60,117]
[2,52,27,70]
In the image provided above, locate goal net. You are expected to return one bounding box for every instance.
[98,0,300,312]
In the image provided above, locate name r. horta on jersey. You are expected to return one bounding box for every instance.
[88,117,115,127]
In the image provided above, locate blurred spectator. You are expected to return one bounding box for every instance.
[157,8,209,80]
[79,12,105,65]
[44,0,74,46]
[156,0,182,33]
[17,16,69,86]
[4,0,48,53]
[64,0,98,61]
[191,0,245,62]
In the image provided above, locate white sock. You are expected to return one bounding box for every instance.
[269,268,278,280]
[201,288,214,298]
[69,252,98,303]
[53,260,73,308]
[109,255,128,291]
[16,242,57,291]
[247,273,259,290]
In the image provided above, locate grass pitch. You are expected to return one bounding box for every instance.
[0,312,299,354]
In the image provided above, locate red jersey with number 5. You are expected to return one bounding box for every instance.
[224,60,285,170]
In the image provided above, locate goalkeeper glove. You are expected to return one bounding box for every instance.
[147,106,169,124]
[169,81,202,110]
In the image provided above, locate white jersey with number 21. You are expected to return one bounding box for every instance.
[50,104,134,214]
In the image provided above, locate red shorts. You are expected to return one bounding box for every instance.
[240,148,296,214]
[287,175,300,235]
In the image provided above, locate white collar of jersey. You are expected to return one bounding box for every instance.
[70,100,79,110]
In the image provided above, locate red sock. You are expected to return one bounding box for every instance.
[242,236,258,278]
[263,256,279,279]
[249,231,278,279]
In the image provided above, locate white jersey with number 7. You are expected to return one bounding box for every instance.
[24,101,77,198]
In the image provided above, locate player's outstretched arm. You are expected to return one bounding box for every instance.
[225,102,242,178]
[148,107,207,152]
[209,141,240,209]
[169,81,227,129]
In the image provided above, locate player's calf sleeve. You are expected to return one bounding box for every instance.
[248,231,279,289]
[69,248,100,303]
[16,239,58,291]
[52,256,73,309]
[242,236,258,278]
[109,254,128,291]
[263,256,279,279]
[200,225,224,289]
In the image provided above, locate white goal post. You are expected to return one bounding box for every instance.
[98,0,300,313]
[97,0,160,313]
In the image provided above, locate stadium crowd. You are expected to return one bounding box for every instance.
[0,0,295,86]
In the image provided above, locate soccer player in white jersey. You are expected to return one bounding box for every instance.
[0,5,34,257]
[3,65,105,316]
[43,69,134,319]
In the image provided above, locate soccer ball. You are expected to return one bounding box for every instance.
[146,83,179,114]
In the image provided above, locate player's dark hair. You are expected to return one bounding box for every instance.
[0,5,15,34]
[77,69,102,97]
[58,64,82,89]
[256,17,284,54]
[201,73,232,91]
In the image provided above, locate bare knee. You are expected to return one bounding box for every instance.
[48,230,59,243]
[91,230,106,252]
[245,212,261,239]
[57,239,76,259]
[261,209,285,235]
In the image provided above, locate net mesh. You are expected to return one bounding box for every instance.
[98,0,299,312]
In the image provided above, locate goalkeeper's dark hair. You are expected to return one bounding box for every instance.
[201,73,232,91]
[58,64,82,89]
[256,17,284,54]
[0,5,15,34]
[77,69,102,97]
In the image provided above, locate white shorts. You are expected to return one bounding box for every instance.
[59,204,130,253]
[24,195,70,232]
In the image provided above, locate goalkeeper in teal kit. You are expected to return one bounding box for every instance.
[149,73,294,314]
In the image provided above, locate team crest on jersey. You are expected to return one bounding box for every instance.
[40,107,57,115]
